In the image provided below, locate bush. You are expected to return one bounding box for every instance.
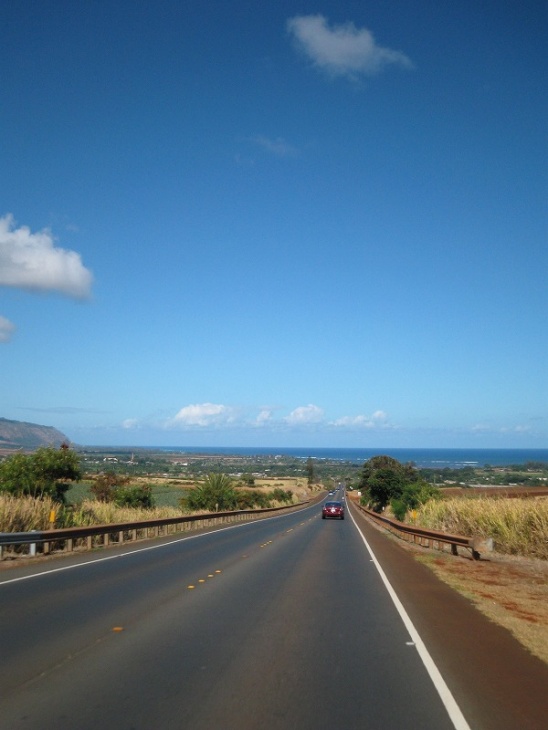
[272,488,293,504]
[90,471,130,502]
[235,490,258,509]
[180,473,237,512]
[113,485,154,509]
[0,446,82,502]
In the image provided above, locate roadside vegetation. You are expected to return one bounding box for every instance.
[357,455,548,559]
[0,444,82,502]
[358,455,441,520]
[0,447,298,533]
[1,447,546,561]
[180,473,294,512]
[415,496,548,560]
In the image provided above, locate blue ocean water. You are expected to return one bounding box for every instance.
[158,446,548,469]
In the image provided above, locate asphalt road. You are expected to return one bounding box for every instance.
[0,496,546,729]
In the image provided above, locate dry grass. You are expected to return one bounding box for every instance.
[0,483,311,533]
[71,500,183,525]
[416,550,548,665]
[416,497,548,559]
[0,494,184,532]
[0,494,58,532]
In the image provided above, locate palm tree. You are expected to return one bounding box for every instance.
[182,473,237,512]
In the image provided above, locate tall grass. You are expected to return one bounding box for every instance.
[70,500,183,526]
[0,490,295,534]
[0,494,58,532]
[0,494,183,532]
[416,497,548,559]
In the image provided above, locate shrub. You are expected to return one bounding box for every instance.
[113,485,154,509]
[90,471,130,502]
[272,488,293,504]
[0,446,82,503]
[180,473,237,512]
[359,455,430,512]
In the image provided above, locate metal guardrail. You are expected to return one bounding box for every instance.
[352,501,492,560]
[0,501,310,560]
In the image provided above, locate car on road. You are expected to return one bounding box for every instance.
[322,501,344,520]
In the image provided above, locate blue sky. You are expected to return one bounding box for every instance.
[1,1,546,448]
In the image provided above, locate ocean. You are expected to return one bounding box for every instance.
[157,446,548,469]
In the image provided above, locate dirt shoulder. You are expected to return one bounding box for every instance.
[348,500,548,730]
[348,495,548,664]
[410,543,547,664]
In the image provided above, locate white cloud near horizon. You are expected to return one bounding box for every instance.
[122,418,139,429]
[255,408,273,425]
[169,403,236,428]
[331,410,390,428]
[472,422,532,435]
[161,403,397,432]
[0,315,16,343]
[285,404,325,425]
[287,14,413,79]
[0,214,93,299]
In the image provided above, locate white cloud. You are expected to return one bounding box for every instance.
[251,135,299,157]
[0,316,16,343]
[169,403,235,428]
[287,15,413,79]
[0,214,93,298]
[255,408,273,425]
[122,418,139,430]
[472,422,532,435]
[285,404,324,425]
[331,410,389,428]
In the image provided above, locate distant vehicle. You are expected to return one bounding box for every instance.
[322,501,344,520]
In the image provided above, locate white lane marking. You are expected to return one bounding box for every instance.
[348,506,471,730]
[0,506,315,586]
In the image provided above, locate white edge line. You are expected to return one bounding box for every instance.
[349,506,471,730]
[0,505,313,586]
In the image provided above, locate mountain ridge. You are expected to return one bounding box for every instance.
[0,417,70,451]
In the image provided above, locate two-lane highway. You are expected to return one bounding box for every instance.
[1,500,465,729]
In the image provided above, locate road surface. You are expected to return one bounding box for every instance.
[1,496,546,729]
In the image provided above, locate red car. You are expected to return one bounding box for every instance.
[322,501,345,520]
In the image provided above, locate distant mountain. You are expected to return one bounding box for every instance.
[0,418,70,450]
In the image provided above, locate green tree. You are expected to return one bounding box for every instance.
[359,455,416,511]
[391,483,441,520]
[181,473,237,512]
[0,446,82,502]
[113,485,154,508]
[90,471,130,502]
[359,454,440,518]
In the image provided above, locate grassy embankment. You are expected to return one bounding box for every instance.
[414,496,548,560]
[0,477,307,533]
